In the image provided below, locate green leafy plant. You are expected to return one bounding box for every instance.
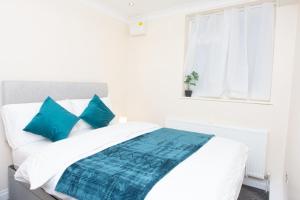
[184,71,199,90]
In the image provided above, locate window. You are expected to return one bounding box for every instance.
[184,3,275,101]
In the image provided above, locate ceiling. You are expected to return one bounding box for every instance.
[85,0,297,21]
[94,0,212,18]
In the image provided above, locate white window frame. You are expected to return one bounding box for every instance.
[182,1,276,105]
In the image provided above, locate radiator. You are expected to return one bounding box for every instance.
[165,119,268,179]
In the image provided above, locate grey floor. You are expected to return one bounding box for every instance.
[238,185,269,200]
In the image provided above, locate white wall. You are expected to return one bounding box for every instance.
[126,4,299,200]
[0,0,128,191]
[0,1,299,199]
[286,3,300,200]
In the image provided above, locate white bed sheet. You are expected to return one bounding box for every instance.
[14,122,248,200]
[12,129,93,167]
[12,140,51,167]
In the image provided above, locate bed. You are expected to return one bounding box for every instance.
[2,81,248,200]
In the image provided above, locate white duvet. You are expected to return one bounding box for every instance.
[15,122,248,200]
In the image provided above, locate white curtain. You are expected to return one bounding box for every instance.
[247,4,274,100]
[184,3,274,101]
[184,13,230,97]
[226,8,249,99]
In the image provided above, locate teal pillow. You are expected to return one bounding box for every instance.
[23,97,79,142]
[80,95,115,128]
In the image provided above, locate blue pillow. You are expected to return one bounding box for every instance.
[80,95,115,128]
[23,97,79,142]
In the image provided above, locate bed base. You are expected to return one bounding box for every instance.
[8,165,60,200]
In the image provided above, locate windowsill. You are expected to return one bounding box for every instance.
[180,96,273,105]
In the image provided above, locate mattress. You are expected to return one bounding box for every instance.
[14,122,248,200]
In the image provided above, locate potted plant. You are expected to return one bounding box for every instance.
[184,71,199,97]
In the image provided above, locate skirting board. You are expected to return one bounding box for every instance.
[243,177,269,191]
[0,189,8,200]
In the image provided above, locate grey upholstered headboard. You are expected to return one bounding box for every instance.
[2,81,108,105]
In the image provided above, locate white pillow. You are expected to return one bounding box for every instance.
[1,100,74,150]
[69,97,116,133]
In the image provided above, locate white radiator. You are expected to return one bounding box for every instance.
[165,119,268,179]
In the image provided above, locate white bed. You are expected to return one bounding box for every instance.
[2,81,248,200]
[13,122,248,200]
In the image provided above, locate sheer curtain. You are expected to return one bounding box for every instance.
[184,13,230,97]
[184,3,274,101]
[226,8,249,99]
